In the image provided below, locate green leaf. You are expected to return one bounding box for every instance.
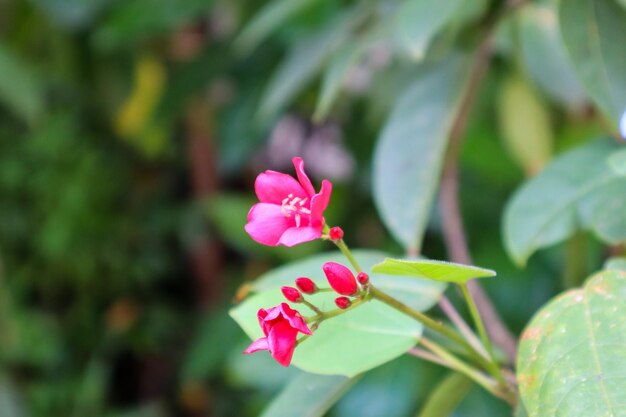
[392,0,462,60]
[497,72,553,175]
[234,0,316,54]
[504,139,626,266]
[230,250,446,376]
[30,0,110,28]
[259,373,355,417]
[604,257,626,272]
[313,40,362,122]
[608,148,626,175]
[258,8,361,121]
[517,269,626,417]
[417,372,472,417]
[372,258,495,284]
[517,3,586,108]
[0,377,25,417]
[0,44,44,125]
[559,0,626,125]
[372,54,470,252]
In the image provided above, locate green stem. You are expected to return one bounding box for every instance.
[459,282,505,386]
[323,223,364,273]
[369,286,491,372]
[420,338,515,405]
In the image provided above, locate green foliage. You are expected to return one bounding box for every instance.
[373,55,469,252]
[0,44,44,125]
[372,258,495,284]
[416,372,472,417]
[504,139,626,266]
[517,270,626,417]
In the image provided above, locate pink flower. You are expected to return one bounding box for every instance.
[243,303,312,366]
[245,157,332,247]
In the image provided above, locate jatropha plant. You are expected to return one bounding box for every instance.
[234,158,518,404]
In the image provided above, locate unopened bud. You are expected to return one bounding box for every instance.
[295,277,317,294]
[357,272,369,285]
[328,226,344,241]
[281,286,303,303]
[335,296,351,309]
[323,262,358,296]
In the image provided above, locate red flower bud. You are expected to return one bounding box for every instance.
[295,277,317,294]
[323,262,358,296]
[357,272,369,285]
[328,226,344,241]
[281,286,303,303]
[335,296,351,309]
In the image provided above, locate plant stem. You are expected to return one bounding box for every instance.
[420,337,516,405]
[459,282,505,386]
[439,296,488,358]
[369,286,492,372]
[334,239,363,273]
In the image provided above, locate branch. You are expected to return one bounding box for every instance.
[439,0,525,363]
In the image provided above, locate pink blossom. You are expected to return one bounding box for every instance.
[323,262,358,296]
[245,157,332,247]
[243,303,312,366]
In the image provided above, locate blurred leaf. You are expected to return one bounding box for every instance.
[114,55,168,158]
[373,54,470,252]
[334,355,441,417]
[235,0,316,54]
[29,0,110,28]
[230,250,445,376]
[0,44,44,124]
[504,138,626,266]
[608,148,626,175]
[0,377,25,417]
[372,258,495,284]
[259,373,354,417]
[392,0,461,60]
[313,40,362,122]
[451,385,511,417]
[517,3,587,108]
[517,269,626,417]
[95,0,214,48]
[105,404,166,417]
[416,372,472,417]
[497,72,553,175]
[259,8,363,121]
[604,257,626,271]
[559,0,626,125]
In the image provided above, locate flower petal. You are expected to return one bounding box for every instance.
[267,321,299,367]
[243,337,270,354]
[245,203,292,246]
[277,226,322,247]
[293,157,315,197]
[255,170,307,204]
[310,179,332,227]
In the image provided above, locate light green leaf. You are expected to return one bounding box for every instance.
[372,258,495,284]
[517,3,586,108]
[259,9,361,121]
[259,373,355,417]
[0,44,44,125]
[559,0,626,125]
[313,41,362,122]
[417,372,472,417]
[504,139,626,266]
[393,0,462,60]
[30,0,110,28]
[517,270,626,417]
[608,148,626,175]
[372,54,470,252]
[230,250,446,376]
[497,72,553,175]
[0,377,25,417]
[604,257,626,272]
[234,0,316,54]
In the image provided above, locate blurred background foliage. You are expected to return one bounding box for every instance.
[0,0,621,416]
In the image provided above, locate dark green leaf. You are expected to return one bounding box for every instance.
[559,0,626,125]
[373,54,470,252]
[504,139,626,266]
[417,372,472,417]
[517,270,626,417]
[0,44,44,125]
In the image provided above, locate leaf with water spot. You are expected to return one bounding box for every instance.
[517,269,626,417]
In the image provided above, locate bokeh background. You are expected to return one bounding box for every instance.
[0,0,611,416]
